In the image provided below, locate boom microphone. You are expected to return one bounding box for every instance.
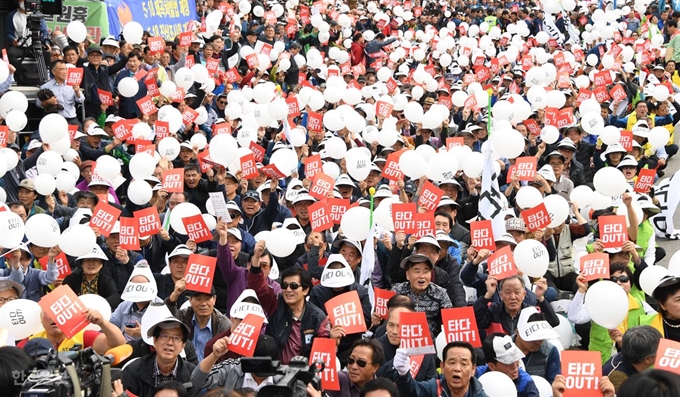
[104,344,134,365]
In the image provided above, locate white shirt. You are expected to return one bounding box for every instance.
[241,373,275,391]
[12,11,29,45]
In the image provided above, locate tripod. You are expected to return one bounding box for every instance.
[14,13,50,86]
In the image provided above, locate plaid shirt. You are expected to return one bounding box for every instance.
[153,358,179,386]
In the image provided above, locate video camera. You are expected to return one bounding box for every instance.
[241,356,325,397]
[20,345,126,397]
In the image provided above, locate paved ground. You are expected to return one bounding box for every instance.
[655,157,680,269]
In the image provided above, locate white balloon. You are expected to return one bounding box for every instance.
[129,153,157,180]
[270,148,298,177]
[39,113,68,143]
[346,150,372,181]
[158,137,181,161]
[0,299,43,339]
[516,186,543,209]
[36,150,64,177]
[322,162,340,180]
[653,85,670,102]
[66,20,88,43]
[399,150,426,179]
[190,134,207,150]
[25,213,60,248]
[5,110,27,132]
[128,179,153,205]
[209,134,238,167]
[427,151,459,182]
[123,22,144,44]
[0,91,28,118]
[514,239,549,277]
[266,228,297,257]
[570,185,594,207]
[531,376,553,397]
[175,68,195,90]
[159,81,177,98]
[325,137,347,160]
[340,206,371,241]
[191,64,210,84]
[55,171,76,192]
[649,127,671,149]
[593,167,628,197]
[640,265,671,297]
[95,155,121,182]
[118,77,139,98]
[79,294,112,330]
[59,224,97,257]
[33,173,56,196]
[491,129,525,159]
[585,280,629,329]
[462,152,484,177]
[0,211,25,248]
[669,250,680,276]
[554,314,574,350]
[600,126,622,146]
[479,372,518,397]
[544,194,570,228]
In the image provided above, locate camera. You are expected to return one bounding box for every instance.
[20,347,121,397]
[240,356,325,397]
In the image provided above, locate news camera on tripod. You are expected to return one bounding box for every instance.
[6,0,59,86]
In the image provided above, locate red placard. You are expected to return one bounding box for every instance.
[67,124,78,141]
[374,288,397,320]
[392,203,417,233]
[228,313,265,357]
[446,137,464,149]
[309,338,341,391]
[155,121,171,140]
[184,253,217,293]
[655,338,680,375]
[260,164,286,179]
[521,203,552,231]
[171,87,186,102]
[112,119,132,141]
[305,154,322,179]
[119,216,140,250]
[134,206,161,238]
[413,212,436,239]
[609,85,627,102]
[89,201,121,237]
[162,168,184,193]
[634,168,656,193]
[310,173,335,200]
[212,122,232,136]
[136,95,157,115]
[375,100,394,118]
[577,89,593,104]
[383,152,404,181]
[307,111,323,132]
[598,215,628,249]
[513,157,538,182]
[463,94,478,109]
[182,107,199,125]
[134,69,148,81]
[619,130,633,151]
[418,181,443,212]
[487,245,517,280]
[38,285,88,339]
[225,67,241,83]
[66,67,83,86]
[399,311,435,355]
[557,107,575,129]
[197,150,214,173]
[249,141,265,163]
[240,153,258,180]
[385,77,398,94]
[325,290,367,334]
[441,307,482,348]
[39,252,71,280]
[145,77,159,98]
[147,36,164,54]
[178,32,192,46]
[286,96,300,117]
[206,58,220,75]
[136,142,155,156]
[328,198,349,224]
[593,87,610,103]
[309,200,333,232]
[245,53,259,68]
[580,252,610,282]
[470,220,496,251]
[561,351,602,397]
[98,89,114,106]
[182,214,213,243]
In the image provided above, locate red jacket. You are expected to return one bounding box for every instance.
[350,41,365,66]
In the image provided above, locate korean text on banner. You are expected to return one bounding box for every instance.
[399,311,435,355]
[228,314,264,357]
[324,291,367,334]
[44,1,109,43]
[39,285,89,339]
[106,0,198,40]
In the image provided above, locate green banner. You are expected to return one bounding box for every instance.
[42,1,110,44]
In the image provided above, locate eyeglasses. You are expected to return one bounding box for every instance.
[0,297,17,304]
[158,333,183,343]
[347,357,372,368]
[228,212,240,218]
[281,282,301,290]
[611,275,630,284]
[218,101,227,105]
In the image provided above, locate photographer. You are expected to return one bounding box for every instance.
[5,0,50,85]
[0,346,34,397]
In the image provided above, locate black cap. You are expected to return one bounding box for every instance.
[246,29,258,36]
[73,190,99,204]
[253,334,280,358]
[400,254,434,270]
[86,46,103,55]
[404,181,417,195]
[242,190,261,201]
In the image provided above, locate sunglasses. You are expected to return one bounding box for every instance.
[611,275,630,284]
[281,282,301,290]
[218,101,227,105]
[347,357,372,368]
[228,212,240,218]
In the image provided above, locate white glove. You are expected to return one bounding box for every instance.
[393,348,410,377]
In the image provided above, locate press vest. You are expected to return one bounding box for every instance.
[547,227,575,278]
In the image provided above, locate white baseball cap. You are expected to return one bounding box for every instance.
[517,307,559,342]
[492,335,525,365]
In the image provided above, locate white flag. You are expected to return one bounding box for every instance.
[478,146,507,239]
[360,224,376,310]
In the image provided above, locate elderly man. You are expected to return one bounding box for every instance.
[0,279,24,308]
[156,245,193,307]
[603,326,662,392]
[37,60,83,126]
[122,316,200,397]
[240,179,281,236]
[392,341,487,397]
[324,339,385,397]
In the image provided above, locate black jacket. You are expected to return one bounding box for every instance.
[122,353,200,397]
[62,269,120,309]
[185,178,224,213]
[473,295,559,339]
[119,338,199,368]
[376,334,438,382]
